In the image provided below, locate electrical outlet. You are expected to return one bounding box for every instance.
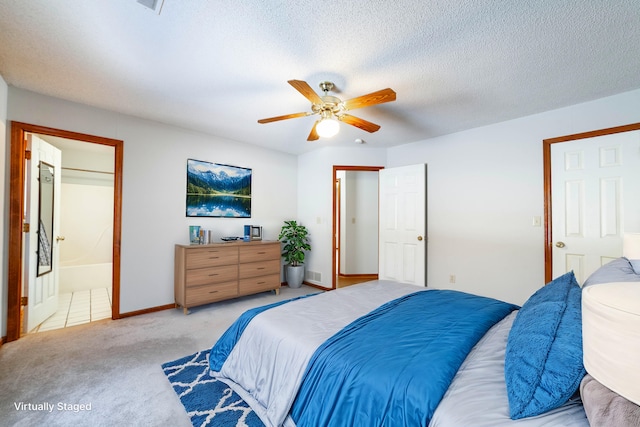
[449,274,456,284]
[532,216,542,227]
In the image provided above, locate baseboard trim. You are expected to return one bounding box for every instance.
[337,274,378,279]
[280,281,328,291]
[116,303,176,319]
[301,281,329,291]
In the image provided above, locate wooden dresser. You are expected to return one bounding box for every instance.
[174,240,281,314]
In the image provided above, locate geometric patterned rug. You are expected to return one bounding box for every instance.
[162,350,265,427]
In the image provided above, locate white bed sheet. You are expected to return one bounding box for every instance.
[213,280,425,427]
[430,311,589,427]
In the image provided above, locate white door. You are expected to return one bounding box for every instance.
[551,130,640,284]
[378,164,427,286]
[25,134,62,331]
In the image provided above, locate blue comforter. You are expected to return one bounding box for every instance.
[290,290,517,427]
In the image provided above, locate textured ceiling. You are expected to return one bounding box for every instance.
[1,1,640,155]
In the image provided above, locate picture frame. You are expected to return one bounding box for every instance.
[189,225,201,244]
[186,159,252,218]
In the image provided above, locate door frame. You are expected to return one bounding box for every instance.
[543,122,640,282]
[7,121,124,342]
[331,165,384,289]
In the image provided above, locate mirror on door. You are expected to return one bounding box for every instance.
[37,161,55,276]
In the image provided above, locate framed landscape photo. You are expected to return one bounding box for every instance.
[186,159,252,218]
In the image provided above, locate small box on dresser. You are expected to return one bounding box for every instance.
[174,241,281,314]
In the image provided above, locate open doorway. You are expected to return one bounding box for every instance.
[7,122,123,342]
[332,165,384,289]
[30,134,115,333]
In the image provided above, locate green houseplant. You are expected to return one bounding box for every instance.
[278,220,311,288]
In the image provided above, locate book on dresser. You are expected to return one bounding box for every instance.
[174,240,281,314]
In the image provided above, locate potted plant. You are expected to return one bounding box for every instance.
[278,220,311,288]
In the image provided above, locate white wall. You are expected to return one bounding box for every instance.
[5,88,298,314]
[59,182,114,267]
[56,145,116,269]
[386,89,640,305]
[343,171,378,274]
[337,170,346,274]
[3,84,640,327]
[0,75,8,338]
[297,147,386,288]
[58,181,114,294]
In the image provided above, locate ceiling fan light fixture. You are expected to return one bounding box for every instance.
[316,117,340,138]
[257,79,396,141]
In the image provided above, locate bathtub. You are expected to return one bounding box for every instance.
[59,262,112,293]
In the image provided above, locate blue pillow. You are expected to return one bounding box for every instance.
[504,271,585,419]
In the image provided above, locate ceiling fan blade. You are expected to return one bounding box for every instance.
[307,120,320,141]
[342,88,396,110]
[339,114,381,133]
[258,112,310,124]
[288,80,323,105]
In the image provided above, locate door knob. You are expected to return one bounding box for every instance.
[555,241,565,248]
[417,236,423,241]
[56,236,65,242]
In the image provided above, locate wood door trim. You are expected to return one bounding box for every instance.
[335,177,341,276]
[6,121,124,342]
[542,122,640,282]
[331,165,384,289]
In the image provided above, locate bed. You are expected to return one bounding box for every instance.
[207,262,635,427]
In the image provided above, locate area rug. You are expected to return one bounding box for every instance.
[162,350,265,427]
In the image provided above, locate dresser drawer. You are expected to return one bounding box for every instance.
[175,242,280,314]
[239,274,280,295]
[239,244,280,263]
[185,281,238,305]
[239,259,280,279]
[186,264,238,287]
[186,247,238,269]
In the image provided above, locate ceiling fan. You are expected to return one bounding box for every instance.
[258,80,396,141]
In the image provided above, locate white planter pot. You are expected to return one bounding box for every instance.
[286,265,305,288]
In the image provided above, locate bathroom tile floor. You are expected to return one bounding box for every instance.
[33,287,112,333]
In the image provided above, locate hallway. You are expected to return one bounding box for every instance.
[336,275,377,288]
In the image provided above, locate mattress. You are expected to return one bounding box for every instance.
[582,281,640,405]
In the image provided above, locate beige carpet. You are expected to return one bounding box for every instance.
[0,285,316,427]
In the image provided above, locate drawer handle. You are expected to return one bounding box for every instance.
[258,281,266,285]
[209,290,219,294]
[208,256,219,259]
[208,273,219,276]
[257,267,265,270]
[257,251,266,254]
